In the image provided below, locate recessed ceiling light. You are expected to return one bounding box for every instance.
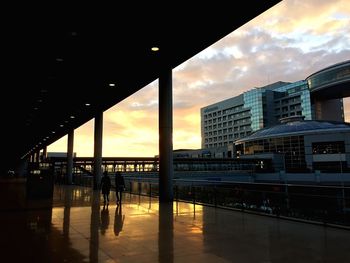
[85,103,91,106]
[51,131,56,134]
[151,47,159,52]
[70,115,75,119]
[60,124,64,127]
[109,83,115,87]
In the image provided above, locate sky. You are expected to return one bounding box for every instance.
[48,0,350,157]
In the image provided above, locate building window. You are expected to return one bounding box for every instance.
[312,141,345,154]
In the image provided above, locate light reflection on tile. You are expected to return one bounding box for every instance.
[1,184,350,262]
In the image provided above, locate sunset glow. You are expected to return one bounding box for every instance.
[48,0,350,157]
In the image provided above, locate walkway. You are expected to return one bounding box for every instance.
[1,183,350,262]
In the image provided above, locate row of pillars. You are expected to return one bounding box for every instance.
[30,147,48,163]
[37,68,174,203]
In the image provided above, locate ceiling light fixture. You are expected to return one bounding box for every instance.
[151,46,159,52]
[85,103,91,106]
[109,83,115,87]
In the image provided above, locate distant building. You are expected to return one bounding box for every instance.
[201,60,349,149]
[201,80,313,149]
[173,147,232,158]
[235,117,350,172]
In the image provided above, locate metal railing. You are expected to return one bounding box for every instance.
[66,172,350,227]
[123,177,350,227]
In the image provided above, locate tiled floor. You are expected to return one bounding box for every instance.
[1,183,350,262]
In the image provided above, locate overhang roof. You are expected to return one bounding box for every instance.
[2,1,281,169]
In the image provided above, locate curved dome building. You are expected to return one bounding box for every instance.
[235,117,350,172]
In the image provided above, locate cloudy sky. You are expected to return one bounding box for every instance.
[48,0,350,157]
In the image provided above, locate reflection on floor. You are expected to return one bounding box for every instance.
[0,184,350,262]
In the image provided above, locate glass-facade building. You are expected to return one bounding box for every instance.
[243,88,265,131]
[272,80,312,121]
[201,80,329,149]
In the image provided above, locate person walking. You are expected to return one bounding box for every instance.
[115,171,125,203]
[100,171,111,205]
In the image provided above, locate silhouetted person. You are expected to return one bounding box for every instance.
[100,205,110,235]
[115,172,125,203]
[114,203,125,236]
[100,171,111,205]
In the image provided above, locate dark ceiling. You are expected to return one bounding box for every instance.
[2,1,281,169]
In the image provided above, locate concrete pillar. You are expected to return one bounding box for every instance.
[159,68,173,202]
[42,146,47,161]
[67,130,74,184]
[313,98,344,122]
[35,150,40,163]
[158,202,174,262]
[90,191,100,262]
[93,112,103,190]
